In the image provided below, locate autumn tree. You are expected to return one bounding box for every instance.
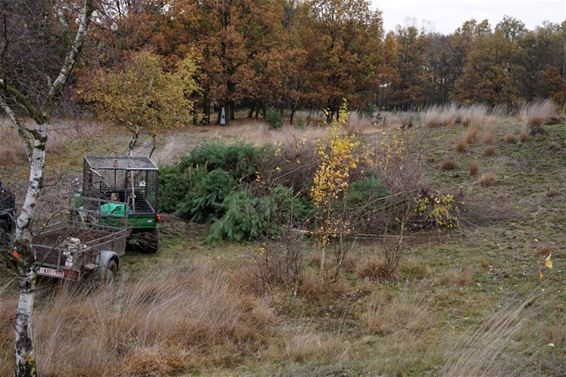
[84,50,201,156]
[0,0,93,375]
[387,26,432,109]
[453,26,519,105]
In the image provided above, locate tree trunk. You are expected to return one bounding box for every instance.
[13,124,47,377]
[15,267,36,377]
[127,125,140,155]
[0,1,92,375]
[290,108,296,125]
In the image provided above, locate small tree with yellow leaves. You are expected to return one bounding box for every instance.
[84,51,200,156]
[311,100,362,280]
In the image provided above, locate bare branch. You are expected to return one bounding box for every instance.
[0,94,32,160]
[0,78,47,124]
[47,0,94,100]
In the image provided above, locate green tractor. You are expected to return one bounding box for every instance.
[75,156,160,253]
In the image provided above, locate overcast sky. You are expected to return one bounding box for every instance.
[373,0,565,34]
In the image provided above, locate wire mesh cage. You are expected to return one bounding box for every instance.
[82,156,159,215]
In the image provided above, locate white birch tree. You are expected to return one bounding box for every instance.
[0,0,93,375]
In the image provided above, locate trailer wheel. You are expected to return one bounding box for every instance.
[0,219,9,232]
[103,260,118,284]
[0,227,8,249]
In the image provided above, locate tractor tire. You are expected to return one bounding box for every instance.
[141,229,159,254]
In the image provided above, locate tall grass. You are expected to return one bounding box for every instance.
[421,103,494,129]
[521,99,559,132]
[0,263,276,376]
[441,290,547,377]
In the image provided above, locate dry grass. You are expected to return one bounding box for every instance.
[460,104,489,128]
[479,172,497,187]
[504,133,517,144]
[0,264,276,376]
[422,103,459,128]
[357,257,391,282]
[455,140,467,153]
[442,158,457,171]
[519,131,529,142]
[436,267,473,286]
[441,291,545,377]
[469,160,479,177]
[265,326,348,364]
[521,99,559,132]
[464,125,479,144]
[481,130,494,145]
[0,118,104,167]
[545,187,560,198]
[483,146,496,157]
[364,289,433,336]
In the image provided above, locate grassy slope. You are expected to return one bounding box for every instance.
[155,122,565,376]
[0,119,564,376]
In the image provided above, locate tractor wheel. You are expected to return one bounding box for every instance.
[141,229,159,254]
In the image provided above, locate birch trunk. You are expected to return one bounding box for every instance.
[0,1,93,375]
[12,125,47,377]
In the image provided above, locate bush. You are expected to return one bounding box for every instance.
[347,176,389,208]
[159,164,188,213]
[207,190,268,242]
[266,107,282,129]
[161,142,268,221]
[175,168,237,222]
[207,186,312,243]
[179,141,266,182]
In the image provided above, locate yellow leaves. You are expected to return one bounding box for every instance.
[84,51,201,137]
[539,252,554,281]
[544,253,553,269]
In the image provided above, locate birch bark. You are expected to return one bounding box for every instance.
[0,1,93,376]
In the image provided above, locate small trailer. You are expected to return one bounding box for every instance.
[33,222,128,282]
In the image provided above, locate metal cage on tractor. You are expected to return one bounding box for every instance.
[79,156,160,253]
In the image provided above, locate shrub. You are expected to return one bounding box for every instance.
[469,160,479,176]
[483,146,496,157]
[504,133,517,144]
[295,116,305,129]
[442,158,457,170]
[266,107,283,129]
[180,141,266,182]
[207,190,269,242]
[519,131,529,142]
[479,172,497,187]
[207,186,310,243]
[456,140,467,153]
[412,190,460,229]
[347,176,389,208]
[159,164,188,213]
[176,168,237,222]
[161,142,269,221]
